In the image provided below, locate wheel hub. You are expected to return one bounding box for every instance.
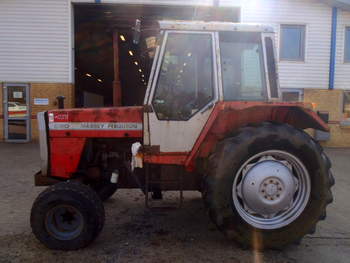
[260,177,282,200]
[239,160,298,218]
[45,205,84,241]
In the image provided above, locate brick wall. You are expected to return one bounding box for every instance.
[1,82,74,141]
[31,83,74,140]
[304,89,350,147]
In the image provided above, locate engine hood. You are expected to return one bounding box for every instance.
[47,106,144,138]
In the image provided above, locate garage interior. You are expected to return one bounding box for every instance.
[73,4,240,108]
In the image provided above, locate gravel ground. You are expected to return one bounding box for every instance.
[0,143,349,263]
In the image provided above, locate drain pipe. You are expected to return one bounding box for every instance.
[329,7,338,90]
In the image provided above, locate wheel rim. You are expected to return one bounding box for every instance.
[232,150,311,230]
[45,204,84,240]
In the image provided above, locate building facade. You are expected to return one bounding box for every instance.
[1,0,350,146]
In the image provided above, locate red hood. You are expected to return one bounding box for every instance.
[47,106,144,138]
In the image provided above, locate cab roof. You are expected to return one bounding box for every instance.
[159,20,274,33]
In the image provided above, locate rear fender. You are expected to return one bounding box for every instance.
[185,101,328,171]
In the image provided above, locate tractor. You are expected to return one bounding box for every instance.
[30,20,334,250]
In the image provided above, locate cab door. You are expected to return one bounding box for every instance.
[145,31,218,153]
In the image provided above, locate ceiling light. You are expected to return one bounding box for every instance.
[141,79,144,82]
[142,74,145,78]
[187,52,192,57]
[86,73,92,77]
[183,63,187,66]
[120,35,126,41]
[179,69,183,73]
[97,79,102,83]
[134,61,138,66]
[138,69,142,72]
[129,50,134,56]
[104,11,112,15]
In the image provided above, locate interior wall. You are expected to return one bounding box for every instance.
[73,4,240,107]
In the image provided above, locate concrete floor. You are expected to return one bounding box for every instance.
[0,143,349,263]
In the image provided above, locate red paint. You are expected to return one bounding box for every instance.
[49,106,143,123]
[48,106,143,178]
[184,101,329,171]
[48,106,144,139]
[50,138,86,178]
[47,102,328,178]
[144,152,188,165]
[49,130,142,138]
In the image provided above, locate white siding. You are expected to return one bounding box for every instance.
[0,0,71,83]
[73,0,213,5]
[335,9,350,90]
[241,0,332,90]
[72,0,241,7]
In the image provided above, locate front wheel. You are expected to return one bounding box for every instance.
[30,182,105,250]
[203,123,334,249]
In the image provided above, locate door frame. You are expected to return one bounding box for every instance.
[145,30,219,152]
[3,83,31,142]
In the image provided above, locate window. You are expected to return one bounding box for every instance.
[281,89,303,102]
[152,33,214,120]
[344,27,350,62]
[343,91,350,118]
[219,32,266,101]
[280,25,305,61]
[265,37,279,98]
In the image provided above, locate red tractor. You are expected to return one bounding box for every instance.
[30,21,334,250]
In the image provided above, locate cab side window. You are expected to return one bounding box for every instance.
[220,32,266,101]
[152,33,214,120]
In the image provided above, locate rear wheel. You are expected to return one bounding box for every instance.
[203,122,334,249]
[31,181,105,250]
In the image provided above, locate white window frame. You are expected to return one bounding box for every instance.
[279,24,306,62]
[343,26,350,63]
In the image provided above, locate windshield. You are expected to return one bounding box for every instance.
[219,32,266,101]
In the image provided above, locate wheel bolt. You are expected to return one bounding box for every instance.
[261,189,265,193]
[278,187,282,191]
[276,194,280,197]
[269,180,273,183]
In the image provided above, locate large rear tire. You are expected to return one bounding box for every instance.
[31,181,105,250]
[203,122,334,249]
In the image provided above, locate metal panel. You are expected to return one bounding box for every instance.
[37,112,48,175]
[0,0,71,83]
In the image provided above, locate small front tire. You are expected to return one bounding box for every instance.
[30,181,105,250]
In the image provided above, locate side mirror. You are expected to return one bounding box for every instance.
[133,19,141,45]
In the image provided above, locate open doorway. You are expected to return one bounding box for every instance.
[73,4,240,108]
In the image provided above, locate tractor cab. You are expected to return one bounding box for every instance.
[144,21,280,153]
